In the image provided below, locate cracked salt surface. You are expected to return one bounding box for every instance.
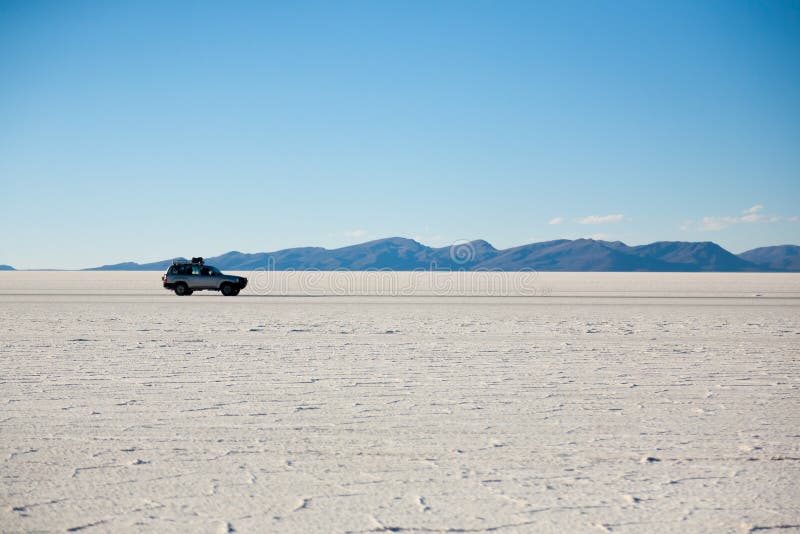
[0,272,799,533]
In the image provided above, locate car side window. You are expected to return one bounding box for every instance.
[191,265,201,276]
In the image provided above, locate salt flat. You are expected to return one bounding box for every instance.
[1,272,799,533]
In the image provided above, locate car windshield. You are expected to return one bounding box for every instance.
[207,266,222,276]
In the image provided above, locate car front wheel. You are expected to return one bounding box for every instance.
[174,283,190,296]
[220,283,236,296]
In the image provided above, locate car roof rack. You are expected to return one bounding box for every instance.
[172,257,204,265]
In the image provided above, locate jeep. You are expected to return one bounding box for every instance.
[162,258,247,296]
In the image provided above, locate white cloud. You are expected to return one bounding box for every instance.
[744,204,764,214]
[585,233,610,240]
[579,214,625,225]
[548,217,565,225]
[690,205,788,231]
[740,204,766,222]
[699,216,739,231]
[343,229,367,238]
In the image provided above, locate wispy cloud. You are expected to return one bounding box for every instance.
[698,216,739,231]
[578,214,625,225]
[548,217,565,225]
[685,205,795,231]
[744,204,764,215]
[343,229,367,238]
[740,204,769,223]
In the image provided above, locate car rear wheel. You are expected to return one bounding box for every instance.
[174,283,190,296]
[220,283,236,296]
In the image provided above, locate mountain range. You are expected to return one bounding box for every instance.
[82,239,800,272]
[738,245,800,271]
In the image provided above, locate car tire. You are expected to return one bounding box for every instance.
[174,283,189,296]
[231,288,240,296]
[220,283,235,296]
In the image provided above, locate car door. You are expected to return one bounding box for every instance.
[206,266,223,289]
[197,265,216,289]
[188,264,204,289]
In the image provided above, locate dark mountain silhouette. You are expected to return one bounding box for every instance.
[84,237,799,272]
[429,239,501,269]
[476,239,678,271]
[738,245,800,271]
[0,264,14,271]
[627,241,757,272]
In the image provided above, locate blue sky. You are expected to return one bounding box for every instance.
[1,0,799,269]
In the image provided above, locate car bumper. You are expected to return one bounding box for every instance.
[163,282,175,290]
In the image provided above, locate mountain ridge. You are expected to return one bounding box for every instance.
[82,239,800,272]
[738,245,800,271]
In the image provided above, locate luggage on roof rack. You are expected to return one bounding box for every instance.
[172,257,204,266]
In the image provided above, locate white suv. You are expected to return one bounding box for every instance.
[162,258,247,296]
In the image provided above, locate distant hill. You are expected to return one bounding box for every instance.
[83,238,799,272]
[738,245,800,271]
[0,264,14,271]
[477,239,673,271]
[85,258,185,271]
[627,241,758,272]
